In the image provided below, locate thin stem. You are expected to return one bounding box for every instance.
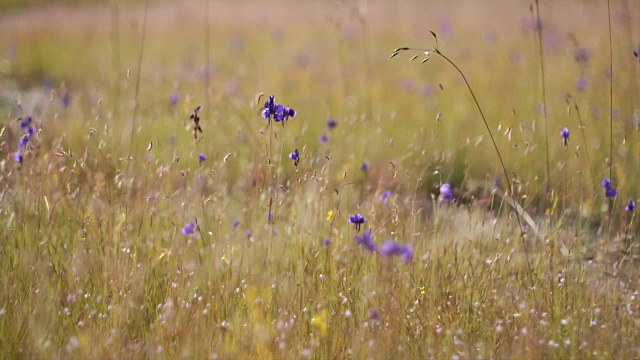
[607,0,614,239]
[534,0,551,199]
[197,142,209,247]
[127,0,150,157]
[272,124,287,244]
[570,100,595,182]
[110,1,121,134]
[125,0,149,223]
[435,49,535,288]
[607,0,614,181]
[204,0,211,126]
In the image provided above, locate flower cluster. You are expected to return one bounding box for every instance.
[354,230,414,263]
[602,178,617,199]
[262,95,296,124]
[380,190,392,203]
[355,230,377,252]
[15,116,36,164]
[380,240,413,263]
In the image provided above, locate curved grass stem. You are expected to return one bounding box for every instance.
[607,0,614,239]
[127,0,150,157]
[533,0,551,203]
[391,39,536,288]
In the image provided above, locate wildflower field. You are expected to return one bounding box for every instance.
[1,0,640,358]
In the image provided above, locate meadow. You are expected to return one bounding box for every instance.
[1,0,640,358]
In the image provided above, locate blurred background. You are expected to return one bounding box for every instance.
[1,0,639,210]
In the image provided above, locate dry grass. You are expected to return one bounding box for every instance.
[1,0,640,358]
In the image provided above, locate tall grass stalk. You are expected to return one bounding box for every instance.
[127,0,150,157]
[204,0,211,125]
[607,0,614,238]
[607,0,614,182]
[390,32,535,287]
[110,1,121,132]
[533,0,551,204]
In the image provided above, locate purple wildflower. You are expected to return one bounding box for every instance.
[60,91,70,108]
[322,238,331,246]
[576,76,588,92]
[14,152,22,164]
[199,66,211,82]
[42,77,53,91]
[262,95,295,125]
[262,95,276,119]
[319,134,328,144]
[273,104,287,122]
[521,17,542,33]
[267,211,274,222]
[531,19,543,32]
[369,307,379,321]
[401,246,413,263]
[295,51,310,69]
[348,213,367,232]
[355,230,377,252]
[198,153,207,164]
[232,220,240,229]
[380,190,392,203]
[19,116,32,130]
[483,29,497,44]
[402,79,416,93]
[439,183,453,202]
[493,177,501,189]
[18,135,29,150]
[439,19,454,39]
[327,118,338,130]
[422,83,434,97]
[289,149,300,167]
[380,240,413,263]
[561,127,570,148]
[626,200,636,213]
[574,47,592,63]
[182,221,197,235]
[361,161,369,172]
[169,92,179,106]
[602,178,617,198]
